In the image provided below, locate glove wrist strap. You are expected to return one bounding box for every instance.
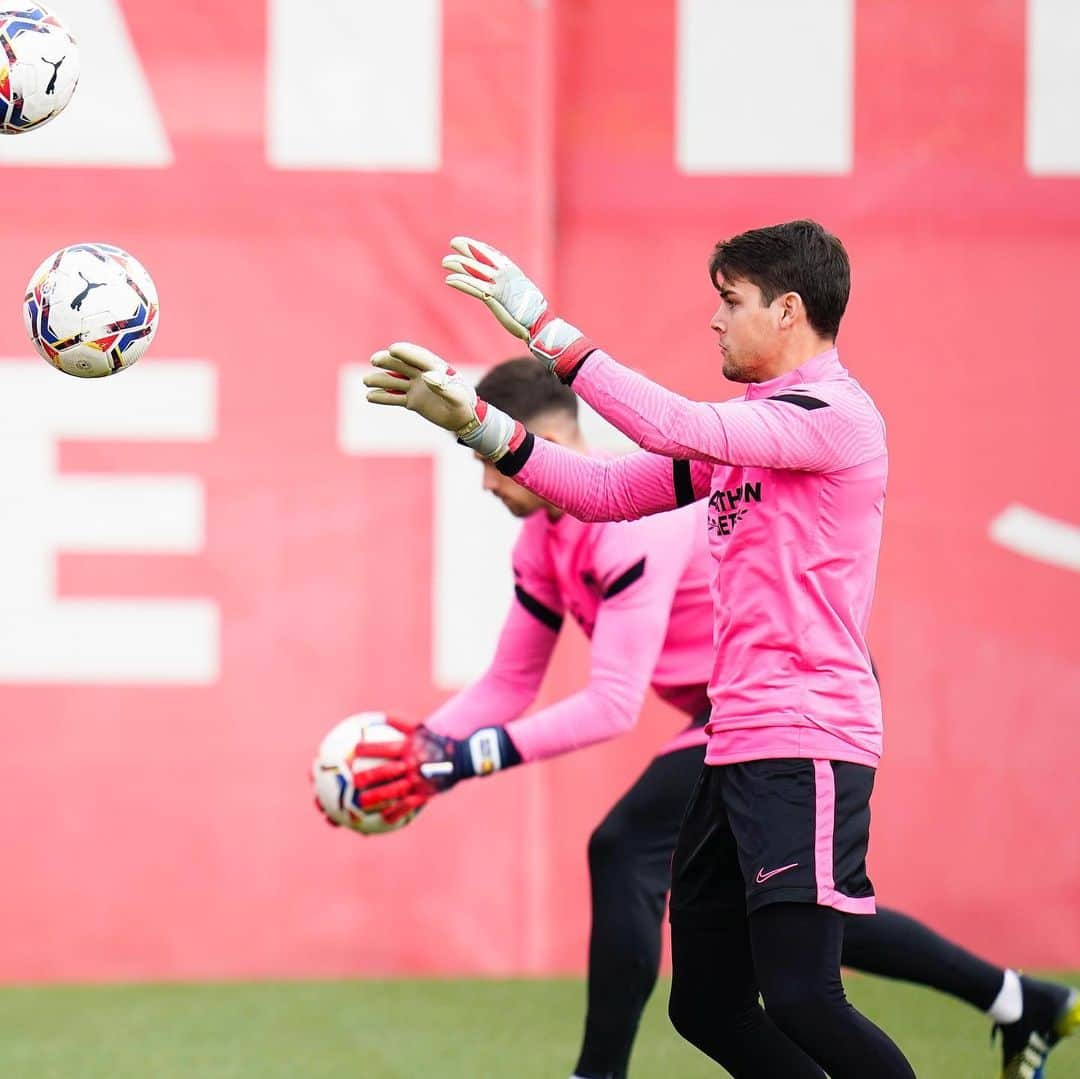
[456,400,519,461]
[527,310,596,380]
[457,727,522,780]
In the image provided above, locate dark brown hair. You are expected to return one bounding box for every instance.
[709,219,850,340]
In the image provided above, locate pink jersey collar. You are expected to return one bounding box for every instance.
[743,348,842,400]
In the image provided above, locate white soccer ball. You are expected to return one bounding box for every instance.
[23,243,160,378]
[0,6,79,134]
[312,712,420,836]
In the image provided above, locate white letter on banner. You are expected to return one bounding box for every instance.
[1026,0,1080,174]
[267,0,441,170]
[0,0,171,167]
[339,364,514,688]
[0,362,218,683]
[989,504,1080,572]
[676,0,854,174]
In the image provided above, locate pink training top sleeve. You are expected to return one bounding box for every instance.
[424,599,558,739]
[509,440,713,523]
[506,518,691,763]
[568,348,884,471]
[426,518,562,739]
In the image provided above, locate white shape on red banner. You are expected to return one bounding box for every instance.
[0,361,217,683]
[676,0,853,174]
[0,0,172,167]
[267,0,442,171]
[1026,0,1080,174]
[989,503,1080,572]
[339,362,515,688]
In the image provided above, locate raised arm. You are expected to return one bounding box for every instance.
[435,237,884,471]
[362,342,712,521]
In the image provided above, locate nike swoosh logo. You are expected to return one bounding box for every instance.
[755,862,799,884]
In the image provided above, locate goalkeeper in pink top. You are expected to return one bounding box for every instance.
[359,223,1078,1078]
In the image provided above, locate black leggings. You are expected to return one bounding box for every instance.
[574,745,1002,1078]
[669,904,916,1078]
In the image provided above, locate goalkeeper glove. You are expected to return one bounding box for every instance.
[353,718,522,823]
[363,341,522,461]
[441,237,595,380]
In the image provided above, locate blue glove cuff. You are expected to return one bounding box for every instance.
[456,726,522,780]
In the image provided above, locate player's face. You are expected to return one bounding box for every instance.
[709,276,784,383]
[478,457,547,517]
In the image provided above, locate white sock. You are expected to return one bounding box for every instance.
[988,968,1024,1024]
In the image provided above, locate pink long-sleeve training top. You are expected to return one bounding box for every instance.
[426,495,713,763]
[495,347,887,769]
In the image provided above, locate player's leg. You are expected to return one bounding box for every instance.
[667,765,828,1077]
[727,759,915,1078]
[842,899,1079,1075]
[842,905,1005,1007]
[750,902,915,1078]
[572,742,705,1079]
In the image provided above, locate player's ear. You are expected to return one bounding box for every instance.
[778,291,804,329]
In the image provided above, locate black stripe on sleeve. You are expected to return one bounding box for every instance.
[495,431,535,476]
[673,459,695,507]
[768,393,830,410]
[514,585,563,632]
[602,557,646,600]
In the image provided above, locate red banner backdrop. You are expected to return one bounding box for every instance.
[0,0,1076,982]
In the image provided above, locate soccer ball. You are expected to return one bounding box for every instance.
[312,712,420,836]
[0,6,79,133]
[23,243,160,378]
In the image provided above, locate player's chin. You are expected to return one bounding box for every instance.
[722,357,750,383]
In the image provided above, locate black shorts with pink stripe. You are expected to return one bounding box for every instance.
[669,758,876,923]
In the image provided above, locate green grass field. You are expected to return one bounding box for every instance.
[0,973,1077,1077]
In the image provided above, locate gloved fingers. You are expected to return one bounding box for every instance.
[355,739,409,762]
[358,775,416,808]
[445,273,492,301]
[383,715,421,736]
[442,253,499,283]
[386,341,449,374]
[352,757,408,786]
[448,236,510,270]
[365,389,409,407]
[440,254,475,277]
[368,350,419,378]
[362,370,411,393]
[380,794,428,824]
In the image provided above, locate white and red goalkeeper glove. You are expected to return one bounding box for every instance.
[353,718,521,823]
[441,237,595,380]
[363,342,524,461]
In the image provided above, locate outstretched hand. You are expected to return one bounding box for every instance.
[364,342,478,433]
[363,341,519,460]
[441,237,590,375]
